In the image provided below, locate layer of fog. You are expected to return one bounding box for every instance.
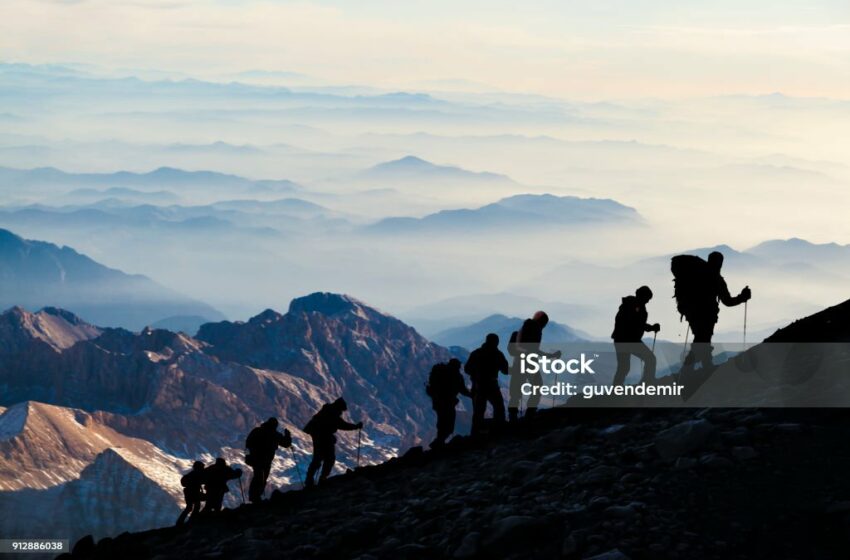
[1,63,848,340]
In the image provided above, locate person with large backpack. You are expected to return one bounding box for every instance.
[611,286,660,385]
[507,311,561,422]
[245,417,292,503]
[464,333,509,435]
[303,398,363,486]
[426,358,472,448]
[672,251,751,371]
[176,460,206,525]
[202,457,242,512]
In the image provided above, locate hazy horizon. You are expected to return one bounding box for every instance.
[2,1,849,339]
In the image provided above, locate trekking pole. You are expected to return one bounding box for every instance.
[238,473,246,505]
[289,447,305,490]
[743,300,748,348]
[652,332,657,353]
[680,325,690,363]
[356,428,362,469]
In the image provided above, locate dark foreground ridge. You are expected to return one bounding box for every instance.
[63,406,850,560]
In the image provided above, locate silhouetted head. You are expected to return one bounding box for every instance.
[448,358,462,371]
[532,311,549,328]
[263,417,278,429]
[214,457,226,468]
[484,333,499,347]
[333,397,348,411]
[636,285,653,304]
[708,251,724,270]
[192,461,204,471]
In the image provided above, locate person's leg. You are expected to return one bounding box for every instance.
[202,493,220,512]
[612,343,631,386]
[692,323,714,368]
[471,389,486,435]
[490,381,506,425]
[305,438,322,486]
[176,494,192,525]
[525,372,543,416]
[446,406,457,439]
[633,342,657,383]
[433,406,451,447]
[508,367,522,422]
[318,441,335,483]
[682,321,701,371]
[260,461,271,491]
[189,500,201,520]
[700,322,716,368]
[248,465,263,502]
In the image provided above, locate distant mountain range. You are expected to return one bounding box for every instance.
[0,228,222,330]
[61,187,182,205]
[0,165,301,200]
[0,293,454,544]
[359,155,517,185]
[431,313,589,352]
[366,193,641,234]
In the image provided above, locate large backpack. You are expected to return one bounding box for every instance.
[245,426,262,451]
[426,363,447,397]
[671,254,710,321]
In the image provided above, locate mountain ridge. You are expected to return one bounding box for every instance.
[0,228,224,330]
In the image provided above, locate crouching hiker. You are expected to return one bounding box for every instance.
[202,457,242,513]
[245,417,292,503]
[176,461,206,525]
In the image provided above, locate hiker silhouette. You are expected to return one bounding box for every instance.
[176,460,206,525]
[672,251,751,371]
[507,311,561,422]
[245,417,292,503]
[303,398,363,486]
[464,333,509,435]
[202,457,242,513]
[426,358,472,448]
[611,286,660,385]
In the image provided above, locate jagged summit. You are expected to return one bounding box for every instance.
[40,306,90,325]
[248,308,285,325]
[288,292,371,318]
[0,305,101,351]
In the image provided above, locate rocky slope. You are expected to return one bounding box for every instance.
[61,407,850,560]
[0,294,455,544]
[55,297,850,559]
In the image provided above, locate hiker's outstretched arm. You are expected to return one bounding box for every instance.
[718,278,747,307]
[337,419,359,430]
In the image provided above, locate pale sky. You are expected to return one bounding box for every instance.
[2,0,850,99]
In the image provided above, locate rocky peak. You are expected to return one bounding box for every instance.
[0,305,100,352]
[248,308,285,325]
[288,292,368,318]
